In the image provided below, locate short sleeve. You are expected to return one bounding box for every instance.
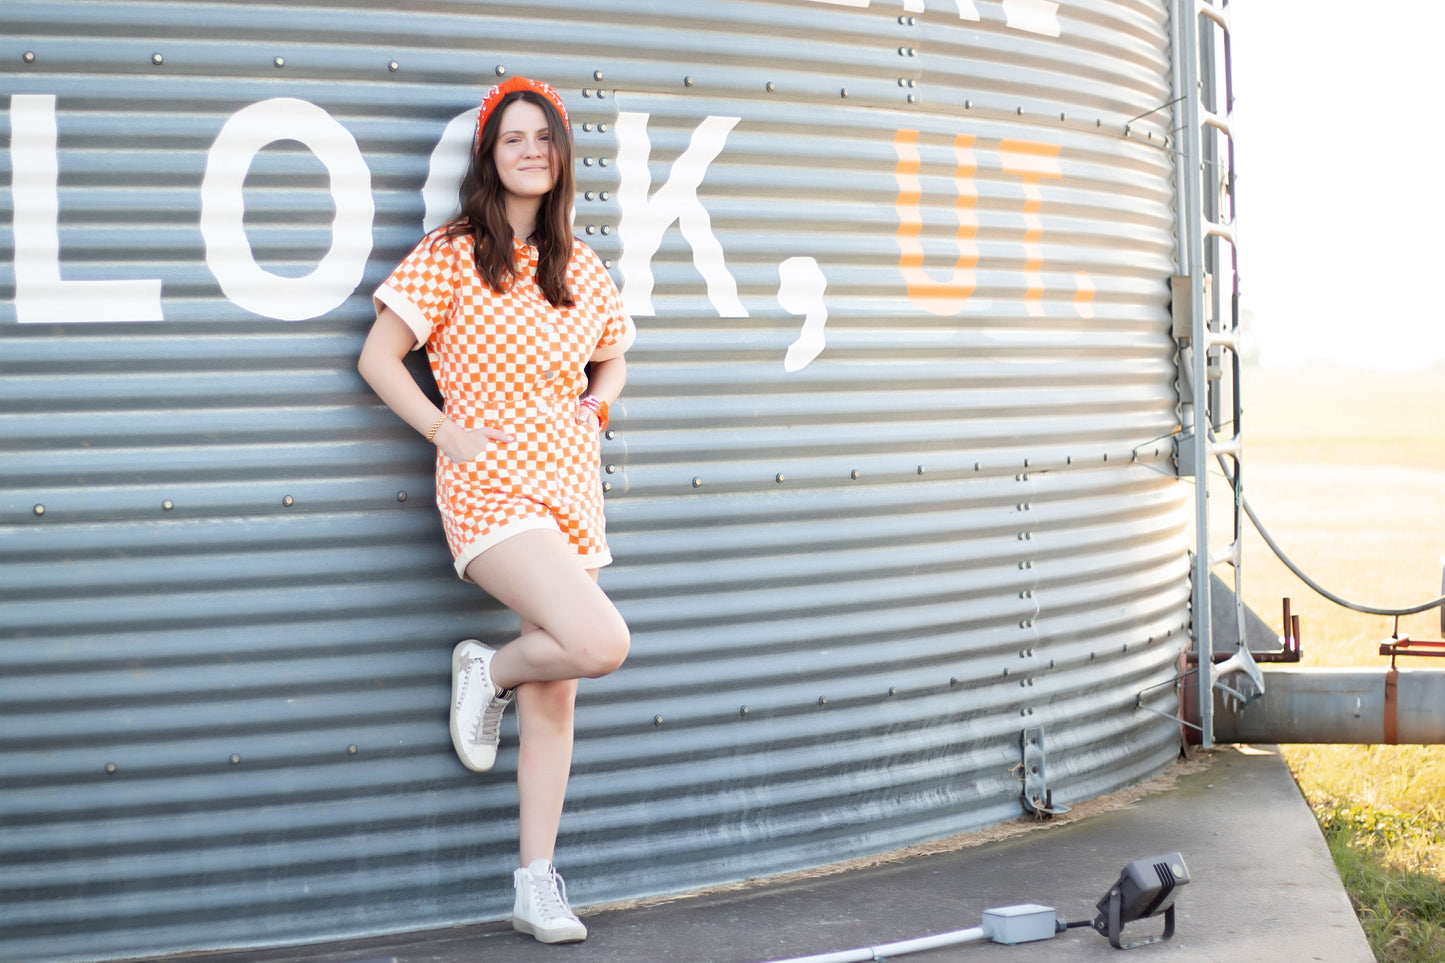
[575,244,635,362]
[373,231,462,350]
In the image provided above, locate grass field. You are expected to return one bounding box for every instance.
[1214,364,1445,961]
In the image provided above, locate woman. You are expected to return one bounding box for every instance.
[357,76,632,945]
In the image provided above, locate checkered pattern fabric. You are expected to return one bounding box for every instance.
[375,231,635,578]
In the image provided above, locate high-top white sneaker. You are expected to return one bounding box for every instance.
[449,640,513,772]
[512,859,588,944]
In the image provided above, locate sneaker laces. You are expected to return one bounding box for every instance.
[463,656,511,747]
[531,864,576,922]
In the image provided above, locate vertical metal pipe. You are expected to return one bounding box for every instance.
[1174,0,1213,746]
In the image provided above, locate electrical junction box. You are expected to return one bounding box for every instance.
[983,904,1058,945]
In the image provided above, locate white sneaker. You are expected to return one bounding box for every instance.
[512,859,588,944]
[449,640,513,772]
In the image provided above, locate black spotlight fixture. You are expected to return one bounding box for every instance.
[1091,852,1190,949]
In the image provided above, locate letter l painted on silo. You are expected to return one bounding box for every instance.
[615,112,747,318]
[10,95,164,323]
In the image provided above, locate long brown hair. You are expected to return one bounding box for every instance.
[438,89,576,307]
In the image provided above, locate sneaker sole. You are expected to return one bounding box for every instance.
[512,917,587,943]
[449,640,495,773]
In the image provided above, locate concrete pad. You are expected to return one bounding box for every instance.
[178,745,1370,963]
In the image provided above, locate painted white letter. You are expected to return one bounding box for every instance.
[615,111,747,318]
[201,98,374,321]
[11,94,164,324]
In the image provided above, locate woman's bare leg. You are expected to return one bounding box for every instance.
[464,530,628,864]
[465,529,629,689]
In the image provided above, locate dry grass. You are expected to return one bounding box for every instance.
[1211,363,1445,961]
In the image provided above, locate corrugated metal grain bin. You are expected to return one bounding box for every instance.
[1,1,1193,959]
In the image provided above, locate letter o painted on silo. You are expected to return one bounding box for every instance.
[200,98,374,321]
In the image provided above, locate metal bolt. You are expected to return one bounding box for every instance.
[684,75,694,87]
[347,744,358,755]
[23,51,36,63]
[604,429,616,440]
[600,225,610,235]
[691,477,702,488]
[850,469,860,480]
[818,696,828,706]
[599,191,610,201]
[653,715,664,726]
[599,124,608,133]
[585,190,595,200]
[597,89,608,99]
[594,69,604,81]
[105,762,117,775]
[950,677,960,687]
[775,473,785,483]
[840,87,848,98]
[32,504,45,516]
[740,705,750,716]
[396,490,408,502]
[495,65,506,76]
[282,495,294,507]
[965,99,973,109]
[584,156,594,166]
[583,123,594,133]
[151,53,164,65]
[766,81,775,92]
[585,224,596,234]
[229,753,241,765]
[162,500,174,511]
[273,56,285,68]
[907,94,916,104]
[598,157,608,167]
[605,464,616,474]
[888,686,897,696]
[916,465,925,475]
[388,60,399,72]
[602,481,612,493]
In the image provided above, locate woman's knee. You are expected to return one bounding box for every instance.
[568,608,630,678]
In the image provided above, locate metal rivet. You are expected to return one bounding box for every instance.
[1066,455,1072,464]
[653,715,664,726]
[229,754,241,765]
[151,52,164,65]
[32,504,45,517]
[282,495,294,507]
[888,686,897,696]
[739,705,750,716]
[965,99,973,109]
[396,490,408,502]
[604,429,616,440]
[495,65,506,76]
[684,75,694,86]
[600,225,611,235]
[273,56,285,68]
[1060,112,1066,121]
[775,473,785,483]
[598,124,608,133]
[1003,667,1010,677]
[603,259,612,268]
[593,69,604,81]
[585,190,595,200]
[388,60,399,72]
[585,224,596,234]
[23,51,36,63]
[840,88,848,98]
[584,156,594,167]
[605,464,616,474]
[766,81,775,92]
[974,462,981,471]
[950,677,960,687]
[1017,106,1024,116]
[105,762,117,775]
[907,94,916,104]
[818,696,828,706]
[598,157,608,167]
[917,465,926,475]
[582,89,593,98]
[162,500,174,511]
[898,46,908,55]
[347,744,358,755]
[850,469,860,480]
[691,477,702,488]
[597,89,608,99]
[602,481,612,493]
[583,122,594,133]
[599,191,610,201]
[898,78,907,87]
[1103,453,1109,461]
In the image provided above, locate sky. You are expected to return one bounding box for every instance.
[1228,3,1445,370]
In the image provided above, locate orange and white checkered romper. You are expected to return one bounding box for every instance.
[375,230,635,579]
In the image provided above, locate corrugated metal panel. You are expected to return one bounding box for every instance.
[1,1,1191,960]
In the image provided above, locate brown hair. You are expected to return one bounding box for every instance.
[438,89,575,307]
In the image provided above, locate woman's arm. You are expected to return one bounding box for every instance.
[358,306,512,461]
[577,354,626,430]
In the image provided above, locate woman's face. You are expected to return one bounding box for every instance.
[492,100,556,200]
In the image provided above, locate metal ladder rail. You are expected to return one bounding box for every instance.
[1173,0,1249,747]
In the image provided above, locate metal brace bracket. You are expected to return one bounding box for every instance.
[1020,726,1071,816]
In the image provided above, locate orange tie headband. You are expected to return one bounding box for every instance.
[475,76,570,144]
